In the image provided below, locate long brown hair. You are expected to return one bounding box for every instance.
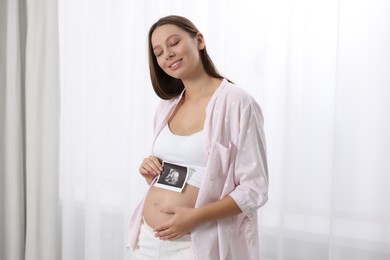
[148,15,223,100]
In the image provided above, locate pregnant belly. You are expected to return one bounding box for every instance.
[143,184,199,229]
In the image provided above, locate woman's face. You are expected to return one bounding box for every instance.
[151,24,205,80]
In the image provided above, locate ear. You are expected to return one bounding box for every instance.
[196,33,206,50]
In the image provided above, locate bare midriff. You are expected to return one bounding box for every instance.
[143,184,199,229]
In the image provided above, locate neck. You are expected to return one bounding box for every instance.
[182,74,222,102]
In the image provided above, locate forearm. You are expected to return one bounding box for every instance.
[192,195,242,225]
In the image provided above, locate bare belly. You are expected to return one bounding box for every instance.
[143,184,199,229]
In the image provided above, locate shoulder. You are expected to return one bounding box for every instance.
[216,80,258,109]
[213,80,264,123]
[156,95,180,110]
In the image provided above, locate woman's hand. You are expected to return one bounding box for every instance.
[139,155,163,184]
[154,207,198,240]
[154,196,242,240]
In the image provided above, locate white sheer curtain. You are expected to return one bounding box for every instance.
[0,0,60,259]
[59,0,390,259]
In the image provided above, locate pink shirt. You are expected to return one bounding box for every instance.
[127,79,269,259]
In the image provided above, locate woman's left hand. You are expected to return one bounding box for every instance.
[154,206,198,240]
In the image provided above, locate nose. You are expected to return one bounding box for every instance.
[165,51,175,60]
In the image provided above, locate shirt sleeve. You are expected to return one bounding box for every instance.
[153,100,165,133]
[228,99,269,219]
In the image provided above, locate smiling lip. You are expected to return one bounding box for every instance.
[168,59,182,70]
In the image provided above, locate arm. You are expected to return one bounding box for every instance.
[229,100,268,218]
[192,195,241,223]
[139,100,166,184]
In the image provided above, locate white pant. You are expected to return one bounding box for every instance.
[131,220,192,260]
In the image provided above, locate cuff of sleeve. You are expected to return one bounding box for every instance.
[229,188,268,220]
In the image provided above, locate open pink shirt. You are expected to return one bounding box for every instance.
[127,79,269,259]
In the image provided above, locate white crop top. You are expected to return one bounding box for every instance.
[153,124,206,188]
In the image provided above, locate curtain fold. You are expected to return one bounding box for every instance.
[0,1,26,259]
[0,0,60,259]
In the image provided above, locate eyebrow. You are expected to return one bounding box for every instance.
[152,34,181,51]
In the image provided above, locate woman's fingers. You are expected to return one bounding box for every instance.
[139,156,163,178]
[146,156,163,173]
[155,227,185,240]
[160,233,182,240]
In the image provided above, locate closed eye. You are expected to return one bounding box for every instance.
[170,40,180,46]
[153,39,180,57]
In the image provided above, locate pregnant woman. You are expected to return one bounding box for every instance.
[128,15,269,260]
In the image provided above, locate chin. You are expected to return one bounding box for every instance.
[166,72,185,80]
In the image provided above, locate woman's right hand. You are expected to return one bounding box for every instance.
[139,155,163,184]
